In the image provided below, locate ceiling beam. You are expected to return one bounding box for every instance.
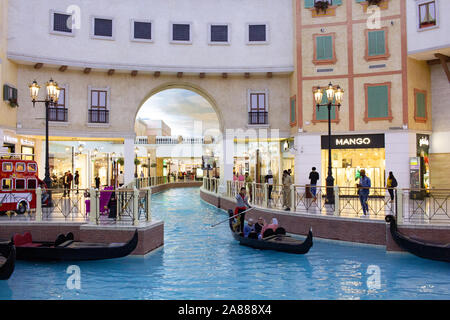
[131,70,138,77]
[199,73,205,79]
[107,69,115,76]
[177,72,183,78]
[154,71,161,77]
[244,72,250,79]
[435,53,450,82]
[83,68,91,74]
[222,73,228,79]
[59,65,68,72]
[267,72,273,78]
[34,63,43,69]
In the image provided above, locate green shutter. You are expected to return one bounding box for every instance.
[316,93,336,121]
[334,0,343,5]
[316,36,333,61]
[3,85,8,101]
[305,0,314,8]
[367,85,389,118]
[368,30,386,56]
[416,92,426,118]
[356,0,366,3]
[290,98,296,123]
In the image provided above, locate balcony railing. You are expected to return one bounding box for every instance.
[48,107,68,122]
[88,109,109,123]
[248,111,268,125]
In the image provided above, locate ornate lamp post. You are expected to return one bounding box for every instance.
[29,79,61,192]
[313,82,344,205]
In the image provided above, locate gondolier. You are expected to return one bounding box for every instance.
[235,187,251,233]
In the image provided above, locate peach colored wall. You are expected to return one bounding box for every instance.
[407,58,432,132]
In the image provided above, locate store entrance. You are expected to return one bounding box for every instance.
[321,148,385,194]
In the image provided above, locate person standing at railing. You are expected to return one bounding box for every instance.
[357,169,371,215]
[309,167,319,198]
[265,170,274,204]
[74,171,80,194]
[244,172,253,202]
[282,170,292,211]
[386,171,398,202]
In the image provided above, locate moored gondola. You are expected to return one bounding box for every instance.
[12,230,138,261]
[228,210,313,254]
[385,215,450,263]
[0,242,16,280]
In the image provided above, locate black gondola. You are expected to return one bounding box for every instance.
[228,210,313,254]
[12,230,138,261]
[0,242,16,280]
[385,215,450,263]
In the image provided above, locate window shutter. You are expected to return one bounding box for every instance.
[376,31,386,55]
[367,85,389,118]
[3,85,9,101]
[305,0,315,8]
[173,24,190,41]
[316,36,333,60]
[94,18,113,37]
[356,0,366,3]
[134,21,152,40]
[249,25,266,42]
[53,13,72,33]
[290,99,296,123]
[211,25,228,42]
[316,94,336,121]
[368,30,386,56]
[416,92,426,118]
[334,0,343,5]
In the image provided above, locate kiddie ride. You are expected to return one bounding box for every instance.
[0,154,49,216]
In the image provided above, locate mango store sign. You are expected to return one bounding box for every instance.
[321,134,385,149]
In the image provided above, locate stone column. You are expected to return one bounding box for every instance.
[218,131,234,195]
[124,138,135,185]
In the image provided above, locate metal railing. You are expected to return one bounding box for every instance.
[88,109,109,123]
[248,111,268,125]
[48,107,68,122]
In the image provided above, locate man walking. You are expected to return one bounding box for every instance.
[74,171,80,194]
[282,170,292,211]
[357,169,371,215]
[309,167,319,198]
[264,170,274,205]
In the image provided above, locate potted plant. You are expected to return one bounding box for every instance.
[314,1,329,14]
[134,158,141,166]
[367,0,383,6]
[8,98,18,108]
[117,158,124,166]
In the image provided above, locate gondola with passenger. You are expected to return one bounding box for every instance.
[0,242,16,280]
[385,215,450,263]
[228,209,313,254]
[12,230,138,261]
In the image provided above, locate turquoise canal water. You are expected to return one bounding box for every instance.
[1,188,449,300]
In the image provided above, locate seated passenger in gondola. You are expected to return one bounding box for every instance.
[259,218,278,239]
[254,217,266,239]
[235,187,251,233]
[243,218,257,238]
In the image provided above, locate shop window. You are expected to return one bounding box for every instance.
[248,91,268,125]
[209,24,229,44]
[21,146,35,161]
[312,89,339,124]
[3,84,18,107]
[290,96,297,126]
[247,24,268,44]
[171,23,192,43]
[1,179,12,190]
[27,179,37,190]
[51,11,73,35]
[92,17,114,39]
[16,162,26,172]
[132,20,152,41]
[49,87,68,122]
[27,163,37,172]
[15,179,25,190]
[418,1,437,30]
[365,28,390,61]
[313,33,336,65]
[364,82,392,122]
[414,89,427,123]
[2,162,13,172]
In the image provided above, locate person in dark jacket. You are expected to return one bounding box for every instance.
[95,175,101,189]
[264,170,274,203]
[74,171,80,194]
[309,167,319,197]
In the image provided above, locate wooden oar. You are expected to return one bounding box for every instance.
[210,207,254,228]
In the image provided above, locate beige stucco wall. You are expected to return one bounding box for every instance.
[0,0,17,130]
[15,66,291,139]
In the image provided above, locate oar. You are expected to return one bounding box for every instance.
[210,207,254,228]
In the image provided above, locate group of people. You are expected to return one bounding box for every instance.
[61,170,80,196]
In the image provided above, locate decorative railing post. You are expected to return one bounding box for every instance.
[334,185,340,216]
[290,184,296,211]
[146,188,152,222]
[89,188,98,224]
[35,187,42,221]
[252,182,256,205]
[264,183,269,208]
[396,188,403,224]
[133,187,139,226]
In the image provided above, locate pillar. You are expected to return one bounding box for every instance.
[218,131,234,194]
[124,138,135,186]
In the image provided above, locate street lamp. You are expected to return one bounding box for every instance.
[313,82,344,205]
[29,79,61,192]
[134,146,139,178]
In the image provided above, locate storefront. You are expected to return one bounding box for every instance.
[321,134,386,190]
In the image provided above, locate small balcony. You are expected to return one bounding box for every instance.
[88,109,109,123]
[48,107,68,122]
[248,111,268,125]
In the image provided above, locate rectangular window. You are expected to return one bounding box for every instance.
[89,89,109,123]
[2,162,13,172]
[314,33,336,65]
[248,24,267,43]
[172,23,191,42]
[27,179,37,190]
[27,163,37,172]
[93,17,113,38]
[53,12,72,33]
[91,90,107,108]
[290,96,296,126]
[364,83,392,122]
[365,29,389,61]
[49,87,68,122]
[210,25,229,43]
[414,89,427,122]
[15,179,25,190]
[133,21,152,41]
[1,179,12,190]
[418,1,437,29]
[248,92,268,125]
[16,162,26,172]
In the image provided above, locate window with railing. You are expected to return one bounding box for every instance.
[248,92,268,125]
[89,89,109,123]
[49,87,68,122]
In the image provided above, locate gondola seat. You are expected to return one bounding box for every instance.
[13,232,41,248]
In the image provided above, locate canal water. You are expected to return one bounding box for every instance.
[0,188,449,300]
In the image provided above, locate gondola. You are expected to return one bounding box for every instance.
[385,215,450,263]
[228,210,313,254]
[12,230,138,261]
[0,242,16,280]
